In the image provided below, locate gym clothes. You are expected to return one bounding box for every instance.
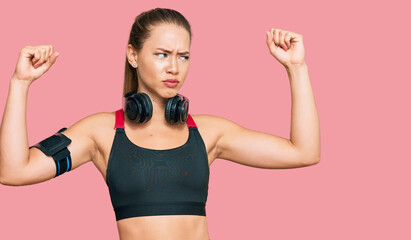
[106,109,210,221]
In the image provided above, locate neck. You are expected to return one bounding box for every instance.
[148,93,169,125]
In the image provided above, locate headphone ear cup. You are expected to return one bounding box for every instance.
[124,91,140,123]
[124,92,153,124]
[165,94,189,125]
[165,95,179,124]
[125,96,141,123]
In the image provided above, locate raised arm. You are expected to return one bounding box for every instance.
[212,28,320,169]
[214,64,320,169]
[0,45,98,186]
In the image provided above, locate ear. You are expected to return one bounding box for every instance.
[127,44,138,67]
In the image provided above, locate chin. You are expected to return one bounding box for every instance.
[162,88,181,98]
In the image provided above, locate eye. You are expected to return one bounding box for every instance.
[181,56,190,60]
[156,53,167,58]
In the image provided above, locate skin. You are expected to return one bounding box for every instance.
[0,22,320,240]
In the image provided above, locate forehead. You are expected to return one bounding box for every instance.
[144,23,190,51]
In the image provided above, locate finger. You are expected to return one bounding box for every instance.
[34,48,44,68]
[266,30,278,56]
[32,49,41,66]
[43,45,54,63]
[42,51,59,71]
[49,45,54,58]
[34,49,45,68]
[279,30,288,50]
[273,28,280,47]
[284,32,292,49]
[266,30,272,47]
[41,48,48,64]
[36,48,47,68]
[270,28,277,46]
[45,46,51,60]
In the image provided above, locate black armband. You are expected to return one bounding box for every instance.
[30,127,72,177]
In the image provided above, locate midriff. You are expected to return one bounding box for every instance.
[116,215,210,240]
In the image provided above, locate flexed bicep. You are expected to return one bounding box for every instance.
[2,113,100,186]
[214,116,312,169]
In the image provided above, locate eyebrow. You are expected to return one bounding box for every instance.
[156,48,190,55]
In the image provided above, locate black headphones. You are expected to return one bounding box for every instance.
[123,90,189,125]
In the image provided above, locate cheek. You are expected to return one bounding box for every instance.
[141,60,166,77]
[150,60,169,75]
[155,61,169,71]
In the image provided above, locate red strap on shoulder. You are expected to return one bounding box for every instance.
[114,109,125,129]
[186,114,197,127]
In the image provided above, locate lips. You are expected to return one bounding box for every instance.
[163,79,179,83]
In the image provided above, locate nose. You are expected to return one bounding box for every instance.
[166,56,179,75]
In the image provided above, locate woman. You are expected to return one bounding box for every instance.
[0,7,320,240]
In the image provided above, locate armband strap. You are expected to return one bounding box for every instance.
[29,127,72,177]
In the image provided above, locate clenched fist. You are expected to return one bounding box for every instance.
[266,28,305,68]
[12,45,59,84]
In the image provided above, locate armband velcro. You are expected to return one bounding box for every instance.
[30,127,72,177]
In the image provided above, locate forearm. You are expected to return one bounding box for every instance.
[0,77,31,178]
[286,63,321,164]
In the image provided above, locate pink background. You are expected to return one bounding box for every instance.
[1,0,410,239]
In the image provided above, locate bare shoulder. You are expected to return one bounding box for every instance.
[189,114,242,155]
[190,114,242,134]
[62,111,116,156]
[65,111,115,135]
[85,111,115,124]
[76,111,116,142]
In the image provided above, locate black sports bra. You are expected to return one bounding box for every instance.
[106,109,210,221]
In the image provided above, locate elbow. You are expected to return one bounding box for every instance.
[300,155,320,167]
[0,176,24,186]
[0,174,18,186]
[0,166,24,186]
[0,174,13,186]
[0,178,11,186]
[298,146,321,167]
